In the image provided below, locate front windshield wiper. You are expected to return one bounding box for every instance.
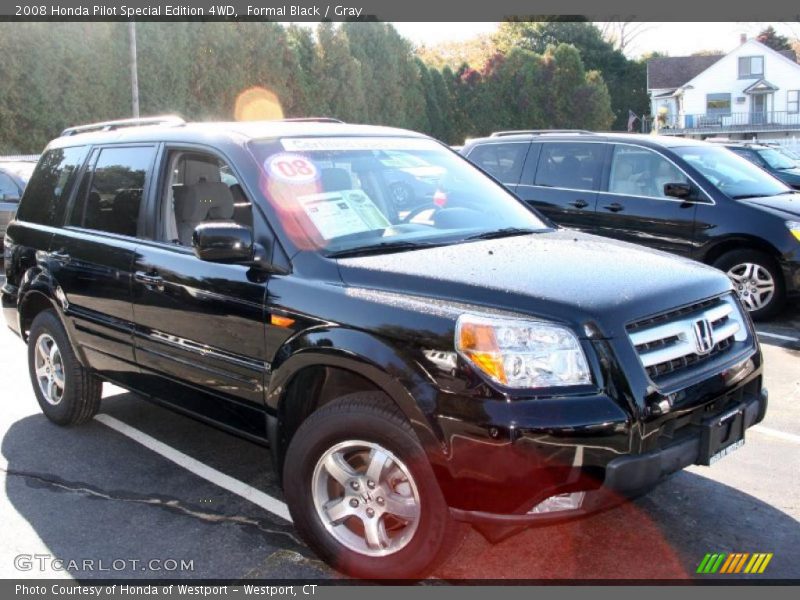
[730,194,766,200]
[732,191,796,200]
[327,240,446,258]
[462,227,541,241]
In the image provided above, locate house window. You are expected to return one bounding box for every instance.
[738,56,764,78]
[789,90,800,114]
[706,93,732,115]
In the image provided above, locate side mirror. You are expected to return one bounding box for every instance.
[192,222,255,263]
[663,182,692,200]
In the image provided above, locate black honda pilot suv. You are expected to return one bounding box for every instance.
[2,117,767,579]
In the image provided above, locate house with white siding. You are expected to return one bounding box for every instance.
[646,36,800,143]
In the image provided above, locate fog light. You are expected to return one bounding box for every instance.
[528,491,586,514]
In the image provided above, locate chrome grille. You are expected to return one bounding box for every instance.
[628,295,748,381]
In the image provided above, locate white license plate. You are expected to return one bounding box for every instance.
[709,438,745,465]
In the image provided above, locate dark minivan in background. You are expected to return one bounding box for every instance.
[462,131,800,320]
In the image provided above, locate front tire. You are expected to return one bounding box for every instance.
[27,310,102,425]
[283,392,465,579]
[713,249,785,321]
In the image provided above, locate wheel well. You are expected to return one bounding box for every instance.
[19,292,55,341]
[701,238,782,268]
[276,365,386,466]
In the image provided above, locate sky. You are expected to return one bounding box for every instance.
[390,22,800,58]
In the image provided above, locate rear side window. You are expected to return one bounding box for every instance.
[15,146,88,225]
[534,143,605,191]
[467,143,528,184]
[70,146,155,237]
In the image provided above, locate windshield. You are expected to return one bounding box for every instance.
[674,145,790,199]
[0,161,36,183]
[757,148,797,170]
[249,137,548,254]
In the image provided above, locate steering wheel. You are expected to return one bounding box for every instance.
[400,203,441,224]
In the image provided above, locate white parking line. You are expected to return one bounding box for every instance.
[94,413,293,522]
[756,330,800,343]
[751,425,800,445]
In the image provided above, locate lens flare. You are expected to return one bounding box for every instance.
[234,87,284,121]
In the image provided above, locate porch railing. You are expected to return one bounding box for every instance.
[641,111,800,134]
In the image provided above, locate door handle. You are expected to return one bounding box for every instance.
[134,271,165,291]
[569,199,589,209]
[602,202,625,213]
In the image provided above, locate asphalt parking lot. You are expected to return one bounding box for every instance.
[0,275,798,581]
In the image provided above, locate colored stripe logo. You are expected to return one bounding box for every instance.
[697,552,773,574]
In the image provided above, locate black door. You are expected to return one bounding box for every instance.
[592,144,700,257]
[130,149,269,439]
[49,145,156,383]
[515,142,606,232]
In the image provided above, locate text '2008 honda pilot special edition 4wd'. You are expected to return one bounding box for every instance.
[2,117,767,578]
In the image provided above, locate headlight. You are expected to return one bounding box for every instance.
[788,221,800,242]
[455,314,591,388]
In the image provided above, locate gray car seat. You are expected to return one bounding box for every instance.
[171,157,236,245]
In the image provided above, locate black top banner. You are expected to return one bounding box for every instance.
[2,0,800,21]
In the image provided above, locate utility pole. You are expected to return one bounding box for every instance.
[128,21,140,118]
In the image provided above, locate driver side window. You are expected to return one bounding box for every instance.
[161,151,253,246]
[608,145,690,199]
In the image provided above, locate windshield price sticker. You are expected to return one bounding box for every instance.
[266,153,318,184]
[298,189,390,240]
[281,137,438,153]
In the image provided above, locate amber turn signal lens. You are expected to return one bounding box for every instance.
[457,320,506,384]
[270,314,296,328]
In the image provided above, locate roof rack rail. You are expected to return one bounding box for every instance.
[60,115,186,137]
[273,117,345,124]
[490,129,596,137]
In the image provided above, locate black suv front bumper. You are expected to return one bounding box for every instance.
[448,385,766,526]
[438,346,765,526]
[603,386,766,495]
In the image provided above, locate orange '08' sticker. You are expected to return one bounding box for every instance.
[266,153,319,184]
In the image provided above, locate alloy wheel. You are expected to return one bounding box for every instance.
[311,440,421,557]
[34,333,66,406]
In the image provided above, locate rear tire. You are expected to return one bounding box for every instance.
[27,310,102,426]
[713,249,785,321]
[283,392,466,579]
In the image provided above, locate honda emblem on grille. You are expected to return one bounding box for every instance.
[693,318,714,355]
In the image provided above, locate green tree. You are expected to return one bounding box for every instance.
[428,68,455,143]
[493,20,647,130]
[316,23,368,122]
[286,24,326,116]
[756,26,791,52]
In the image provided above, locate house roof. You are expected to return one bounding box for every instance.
[647,48,797,90]
[647,55,724,90]
[742,78,780,93]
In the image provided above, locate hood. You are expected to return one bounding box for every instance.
[745,193,800,218]
[335,230,733,337]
